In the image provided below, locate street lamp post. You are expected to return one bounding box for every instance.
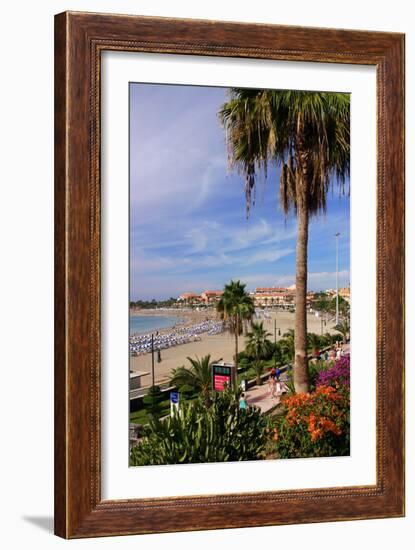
[335,232,340,326]
[274,319,281,368]
[151,333,155,387]
[274,319,277,367]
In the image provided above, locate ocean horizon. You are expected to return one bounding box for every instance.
[130,315,181,335]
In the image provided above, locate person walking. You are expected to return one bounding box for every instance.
[239,393,247,410]
[268,375,276,398]
[276,379,284,401]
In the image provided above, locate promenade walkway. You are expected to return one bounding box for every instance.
[245,381,287,413]
[244,344,350,414]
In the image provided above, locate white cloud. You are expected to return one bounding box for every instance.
[130,87,229,223]
[308,270,350,288]
[129,84,350,300]
[243,248,294,266]
[132,221,295,277]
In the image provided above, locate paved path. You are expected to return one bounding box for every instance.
[244,345,350,414]
[244,382,286,413]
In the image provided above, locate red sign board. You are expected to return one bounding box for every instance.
[213,374,231,391]
[212,364,233,391]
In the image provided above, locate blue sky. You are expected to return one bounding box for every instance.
[130,83,350,301]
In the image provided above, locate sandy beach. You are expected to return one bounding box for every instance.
[130,309,336,389]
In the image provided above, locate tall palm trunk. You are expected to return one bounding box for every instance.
[255,361,262,386]
[219,91,350,394]
[294,202,309,393]
[294,115,310,393]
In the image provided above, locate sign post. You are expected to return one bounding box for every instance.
[170,390,179,415]
[211,363,235,392]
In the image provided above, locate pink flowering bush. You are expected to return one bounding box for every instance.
[316,354,350,388]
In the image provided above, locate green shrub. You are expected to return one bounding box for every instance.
[285,358,331,394]
[271,342,284,365]
[308,360,330,391]
[284,376,296,396]
[238,356,251,371]
[237,350,248,362]
[142,385,164,416]
[130,390,267,465]
[178,383,197,401]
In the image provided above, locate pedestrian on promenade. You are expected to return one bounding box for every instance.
[268,376,276,398]
[239,393,247,410]
[276,379,283,400]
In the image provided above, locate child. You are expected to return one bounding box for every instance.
[239,393,247,410]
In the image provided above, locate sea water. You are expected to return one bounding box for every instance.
[129,315,181,335]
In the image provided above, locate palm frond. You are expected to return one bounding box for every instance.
[219,89,350,218]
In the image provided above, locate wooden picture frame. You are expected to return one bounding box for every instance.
[54,11,405,538]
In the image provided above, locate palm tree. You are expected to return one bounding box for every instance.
[217,280,255,371]
[280,330,295,362]
[246,321,272,358]
[334,318,350,343]
[323,332,336,346]
[170,355,216,405]
[245,321,272,385]
[252,362,266,387]
[273,341,284,366]
[219,90,350,392]
[307,332,322,353]
[283,328,295,339]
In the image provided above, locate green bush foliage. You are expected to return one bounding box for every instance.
[130,390,268,466]
[142,385,164,416]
